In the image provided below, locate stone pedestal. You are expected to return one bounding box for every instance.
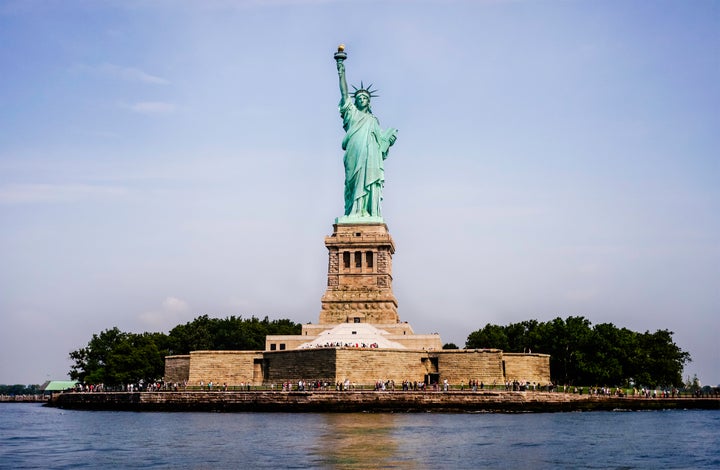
[320,223,400,324]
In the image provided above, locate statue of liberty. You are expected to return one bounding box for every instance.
[334,45,398,221]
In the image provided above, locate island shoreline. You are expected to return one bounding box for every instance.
[46,390,720,413]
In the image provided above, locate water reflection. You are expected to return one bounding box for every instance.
[311,413,412,468]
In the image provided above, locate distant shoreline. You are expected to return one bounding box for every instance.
[46,390,720,413]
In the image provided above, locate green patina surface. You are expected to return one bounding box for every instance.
[335,215,385,225]
[335,45,397,222]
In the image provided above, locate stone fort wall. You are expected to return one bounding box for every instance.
[187,351,264,386]
[436,349,505,385]
[503,353,551,384]
[164,355,190,384]
[334,349,432,383]
[165,349,551,387]
[264,349,337,383]
[263,349,434,384]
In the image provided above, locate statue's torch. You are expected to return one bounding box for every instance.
[334,44,347,62]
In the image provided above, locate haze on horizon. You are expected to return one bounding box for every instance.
[1,1,718,386]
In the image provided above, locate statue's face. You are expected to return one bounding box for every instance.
[355,93,370,111]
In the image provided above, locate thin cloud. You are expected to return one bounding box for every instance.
[97,63,170,85]
[122,101,177,114]
[138,297,192,330]
[0,183,127,204]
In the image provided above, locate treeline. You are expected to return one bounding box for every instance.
[0,384,41,395]
[69,315,301,385]
[69,314,690,389]
[466,316,690,388]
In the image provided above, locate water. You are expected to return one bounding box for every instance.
[1,404,718,469]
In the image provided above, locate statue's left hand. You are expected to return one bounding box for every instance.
[389,129,398,145]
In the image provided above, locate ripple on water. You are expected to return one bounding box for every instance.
[0,405,718,468]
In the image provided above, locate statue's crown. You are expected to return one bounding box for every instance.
[352,81,379,99]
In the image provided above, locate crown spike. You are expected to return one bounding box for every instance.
[351,80,380,100]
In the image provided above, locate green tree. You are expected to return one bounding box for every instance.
[106,333,169,384]
[167,315,301,354]
[69,328,169,385]
[466,324,509,350]
[69,327,128,384]
[636,329,690,387]
[464,316,690,387]
[167,315,215,354]
[70,315,303,384]
[0,384,40,395]
[684,374,701,392]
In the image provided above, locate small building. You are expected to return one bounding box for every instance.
[40,381,78,395]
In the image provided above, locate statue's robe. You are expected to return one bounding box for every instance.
[340,99,394,217]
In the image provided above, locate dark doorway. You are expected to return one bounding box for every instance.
[425,373,440,386]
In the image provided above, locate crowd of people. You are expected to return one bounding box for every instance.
[301,342,381,349]
[67,380,719,398]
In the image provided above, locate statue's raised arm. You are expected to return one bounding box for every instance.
[335,45,349,107]
[333,45,398,223]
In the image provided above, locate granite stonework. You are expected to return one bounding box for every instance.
[503,353,552,384]
[319,223,399,325]
[186,351,263,386]
[167,348,550,387]
[164,355,190,384]
[264,222,442,354]
[164,221,551,388]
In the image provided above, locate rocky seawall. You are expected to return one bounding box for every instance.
[1,395,48,403]
[47,391,720,413]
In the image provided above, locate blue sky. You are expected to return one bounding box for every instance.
[1,0,718,386]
